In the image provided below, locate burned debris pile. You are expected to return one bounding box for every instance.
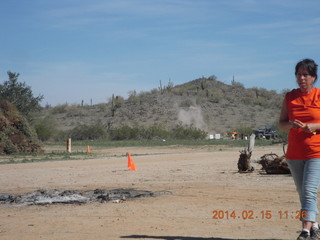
[258,153,290,174]
[0,188,172,206]
[237,134,290,174]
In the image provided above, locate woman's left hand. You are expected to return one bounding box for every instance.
[301,123,318,134]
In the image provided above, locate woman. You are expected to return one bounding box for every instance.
[279,58,320,240]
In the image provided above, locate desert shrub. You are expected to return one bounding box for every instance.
[0,72,43,117]
[254,98,269,107]
[234,126,253,138]
[195,94,206,105]
[50,104,88,117]
[50,104,69,114]
[208,88,223,103]
[0,102,37,140]
[128,90,138,104]
[34,116,59,141]
[179,98,194,108]
[149,88,158,95]
[144,124,169,139]
[108,125,139,140]
[108,124,205,141]
[0,132,19,154]
[57,123,107,141]
[0,100,42,154]
[231,80,245,89]
[35,124,53,141]
[14,119,34,139]
[171,124,207,140]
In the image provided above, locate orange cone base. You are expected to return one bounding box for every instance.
[86,145,91,153]
[127,152,137,171]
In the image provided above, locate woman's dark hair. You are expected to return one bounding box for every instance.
[295,58,318,82]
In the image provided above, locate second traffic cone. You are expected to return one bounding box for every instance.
[127,152,137,171]
[86,145,91,153]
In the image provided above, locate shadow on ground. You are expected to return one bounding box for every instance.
[121,235,280,240]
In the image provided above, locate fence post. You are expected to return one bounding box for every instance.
[67,138,72,153]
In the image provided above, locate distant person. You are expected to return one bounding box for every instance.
[279,58,320,240]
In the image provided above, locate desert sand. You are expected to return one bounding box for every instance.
[0,145,306,239]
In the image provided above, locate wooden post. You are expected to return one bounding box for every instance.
[248,133,255,153]
[67,138,72,153]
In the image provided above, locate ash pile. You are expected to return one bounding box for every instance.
[0,188,171,206]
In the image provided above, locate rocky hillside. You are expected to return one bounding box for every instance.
[39,76,286,135]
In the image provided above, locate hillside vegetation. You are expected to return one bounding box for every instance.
[0,101,42,154]
[36,76,286,140]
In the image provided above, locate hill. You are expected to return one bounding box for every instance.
[38,76,286,136]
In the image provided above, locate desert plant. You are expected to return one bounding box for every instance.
[108,125,139,140]
[0,132,19,154]
[0,100,42,154]
[143,124,169,140]
[200,77,207,90]
[0,72,43,117]
[34,116,59,141]
[234,126,253,138]
[110,94,124,117]
[171,124,207,140]
[128,90,138,103]
[57,123,107,141]
[50,103,70,114]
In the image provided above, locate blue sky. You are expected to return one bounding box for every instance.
[1,0,319,106]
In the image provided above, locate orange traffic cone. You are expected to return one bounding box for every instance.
[127,152,137,171]
[86,145,91,153]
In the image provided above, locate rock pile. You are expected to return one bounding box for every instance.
[0,188,172,206]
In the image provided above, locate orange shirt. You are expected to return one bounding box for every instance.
[286,87,320,160]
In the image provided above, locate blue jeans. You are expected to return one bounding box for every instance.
[286,159,320,222]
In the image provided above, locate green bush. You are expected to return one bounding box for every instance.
[50,104,69,114]
[34,116,58,141]
[234,126,253,137]
[108,125,139,140]
[0,132,19,154]
[0,72,43,117]
[171,124,207,140]
[0,100,42,154]
[108,124,207,141]
[144,124,169,140]
[57,123,107,141]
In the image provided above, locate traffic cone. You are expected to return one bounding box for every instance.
[86,145,91,153]
[127,152,137,171]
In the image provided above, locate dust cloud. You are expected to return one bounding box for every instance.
[177,104,207,130]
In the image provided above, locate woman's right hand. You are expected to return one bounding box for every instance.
[291,119,304,129]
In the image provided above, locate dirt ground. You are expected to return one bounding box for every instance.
[0,145,307,239]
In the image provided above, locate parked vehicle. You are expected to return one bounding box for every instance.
[253,125,278,140]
